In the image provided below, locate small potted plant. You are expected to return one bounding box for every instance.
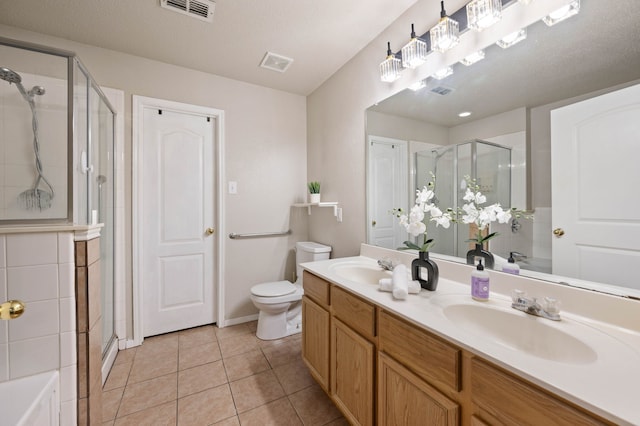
[308,181,321,203]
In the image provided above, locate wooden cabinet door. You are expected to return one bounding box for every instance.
[302,296,330,391]
[378,352,459,426]
[331,317,375,426]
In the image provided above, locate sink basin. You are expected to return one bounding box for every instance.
[329,262,392,285]
[442,303,598,364]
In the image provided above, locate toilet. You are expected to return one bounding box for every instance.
[250,241,332,340]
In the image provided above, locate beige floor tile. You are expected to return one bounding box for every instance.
[179,341,221,370]
[179,325,217,349]
[103,362,132,391]
[257,333,299,349]
[223,349,270,382]
[177,384,237,425]
[262,338,302,369]
[128,350,178,384]
[114,348,137,366]
[114,401,176,426]
[102,421,115,426]
[118,373,177,417]
[238,397,303,426]
[102,387,124,422]
[289,383,343,426]
[213,415,240,426]
[322,418,350,426]
[229,369,285,413]
[136,333,179,359]
[218,333,260,358]
[245,320,258,332]
[178,360,228,398]
[273,358,315,395]
[215,323,252,340]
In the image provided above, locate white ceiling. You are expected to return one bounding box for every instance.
[0,0,421,95]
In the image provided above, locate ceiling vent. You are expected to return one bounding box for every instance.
[160,0,215,23]
[259,52,294,73]
[430,86,454,96]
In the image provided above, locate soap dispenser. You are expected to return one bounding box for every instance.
[471,259,490,301]
[502,252,521,275]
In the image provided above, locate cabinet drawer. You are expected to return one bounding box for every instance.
[303,271,330,308]
[471,358,612,425]
[378,310,461,392]
[331,286,375,340]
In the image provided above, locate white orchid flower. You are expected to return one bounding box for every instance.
[496,206,512,223]
[408,205,425,224]
[416,187,435,206]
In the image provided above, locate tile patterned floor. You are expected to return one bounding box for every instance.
[102,321,348,425]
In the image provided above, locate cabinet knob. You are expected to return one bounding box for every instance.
[205,227,215,236]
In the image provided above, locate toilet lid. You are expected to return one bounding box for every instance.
[251,281,297,297]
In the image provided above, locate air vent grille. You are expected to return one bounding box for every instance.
[260,52,294,73]
[161,0,215,22]
[430,86,454,96]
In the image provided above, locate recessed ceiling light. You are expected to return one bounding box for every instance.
[458,111,472,117]
[260,52,294,73]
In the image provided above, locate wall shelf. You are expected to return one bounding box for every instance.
[293,202,342,222]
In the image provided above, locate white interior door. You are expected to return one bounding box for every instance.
[142,108,216,336]
[367,136,408,249]
[551,83,640,290]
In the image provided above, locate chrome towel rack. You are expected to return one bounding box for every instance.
[228,229,292,239]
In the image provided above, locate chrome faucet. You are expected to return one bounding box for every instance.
[377,258,396,271]
[511,290,561,321]
[510,251,527,261]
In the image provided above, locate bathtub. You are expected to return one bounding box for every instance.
[0,371,59,426]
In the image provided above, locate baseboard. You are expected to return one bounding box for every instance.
[220,313,259,328]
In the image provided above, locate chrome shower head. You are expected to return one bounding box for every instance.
[0,67,22,84]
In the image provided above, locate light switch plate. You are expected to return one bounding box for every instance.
[228,181,237,194]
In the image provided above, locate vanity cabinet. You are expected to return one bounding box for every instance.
[470,358,613,426]
[302,271,331,391]
[302,271,614,426]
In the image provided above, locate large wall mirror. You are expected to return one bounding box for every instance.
[366,0,640,297]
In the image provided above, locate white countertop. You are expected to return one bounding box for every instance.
[301,244,640,425]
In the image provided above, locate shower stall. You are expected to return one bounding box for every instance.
[415,139,511,258]
[0,37,117,364]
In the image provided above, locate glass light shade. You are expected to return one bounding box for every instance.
[496,28,527,48]
[543,0,580,26]
[432,67,453,80]
[401,37,428,69]
[408,80,427,91]
[460,50,485,66]
[467,0,502,31]
[380,55,402,82]
[430,17,460,52]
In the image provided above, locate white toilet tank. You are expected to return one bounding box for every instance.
[296,241,331,280]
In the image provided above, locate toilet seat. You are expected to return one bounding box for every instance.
[251,281,296,297]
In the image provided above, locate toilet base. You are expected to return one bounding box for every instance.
[255,305,302,340]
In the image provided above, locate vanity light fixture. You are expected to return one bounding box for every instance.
[466,0,502,31]
[408,79,427,91]
[401,24,428,69]
[430,1,460,53]
[496,28,527,48]
[380,42,403,82]
[458,111,472,117]
[432,66,454,80]
[543,0,580,26]
[459,50,485,66]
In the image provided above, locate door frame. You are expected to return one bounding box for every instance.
[132,95,225,347]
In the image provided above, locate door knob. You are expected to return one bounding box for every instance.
[205,228,215,235]
[0,300,25,320]
[372,220,377,227]
[553,228,565,238]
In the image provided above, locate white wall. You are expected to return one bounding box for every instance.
[0,24,309,329]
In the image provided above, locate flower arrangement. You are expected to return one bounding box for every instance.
[393,176,454,252]
[459,176,529,246]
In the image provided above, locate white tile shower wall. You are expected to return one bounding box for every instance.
[0,231,76,418]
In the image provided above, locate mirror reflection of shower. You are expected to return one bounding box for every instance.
[96,174,107,222]
[0,66,54,210]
